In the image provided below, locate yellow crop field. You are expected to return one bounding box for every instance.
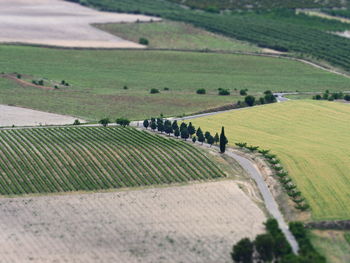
[192,100,350,220]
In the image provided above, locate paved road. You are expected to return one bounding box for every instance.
[225,150,299,254]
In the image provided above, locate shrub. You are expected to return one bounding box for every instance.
[139,37,149,45]
[218,89,230,96]
[313,94,322,100]
[344,94,350,101]
[123,85,128,90]
[17,74,21,79]
[245,95,256,106]
[196,88,206,94]
[38,80,44,86]
[150,88,160,94]
[164,87,169,91]
[116,118,130,127]
[240,89,247,96]
[73,119,81,125]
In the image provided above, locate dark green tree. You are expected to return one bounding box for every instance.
[207,135,214,147]
[254,234,274,262]
[219,126,228,153]
[192,136,197,143]
[214,133,219,144]
[150,121,157,131]
[164,120,171,126]
[116,118,130,127]
[204,131,211,140]
[188,122,196,138]
[164,124,173,135]
[143,119,149,129]
[231,238,254,263]
[174,128,180,138]
[198,132,205,144]
[181,128,189,140]
[180,122,187,131]
[245,95,256,106]
[157,122,164,133]
[196,127,203,137]
[172,120,179,130]
[99,118,110,127]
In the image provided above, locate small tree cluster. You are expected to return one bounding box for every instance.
[244,90,277,107]
[231,218,292,263]
[218,88,230,96]
[98,117,131,127]
[313,90,347,101]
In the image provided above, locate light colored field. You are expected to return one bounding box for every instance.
[0,181,266,263]
[0,0,160,48]
[95,20,260,52]
[0,104,83,127]
[191,100,350,220]
[311,230,350,263]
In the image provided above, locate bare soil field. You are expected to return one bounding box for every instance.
[0,104,84,127]
[0,181,266,263]
[0,0,160,48]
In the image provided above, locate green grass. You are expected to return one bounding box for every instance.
[95,20,260,52]
[191,100,350,220]
[0,126,225,195]
[311,230,350,263]
[1,46,349,120]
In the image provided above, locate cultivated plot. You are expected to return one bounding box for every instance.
[0,0,159,48]
[0,181,266,263]
[191,100,350,220]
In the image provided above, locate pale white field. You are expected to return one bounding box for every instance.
[0,181,266,263]
[0,104,84,127]
[0,0,160,48]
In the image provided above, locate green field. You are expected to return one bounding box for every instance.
[191,100,350,220]
[0,126,226,195]
[1,46,349,120]
[95,20,260,52]
[311,230,350,263]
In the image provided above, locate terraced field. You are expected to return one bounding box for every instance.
[191,100,350,220]
[0,127,225,195]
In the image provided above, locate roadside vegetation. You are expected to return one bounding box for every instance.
[1,46,349,120]
[0,126,225,195]
[191,100,350,220]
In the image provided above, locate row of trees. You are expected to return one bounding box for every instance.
[313,90,350,101]
[143,118,228,153]
[231,219,325,263]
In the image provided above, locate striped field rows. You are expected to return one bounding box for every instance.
[0,126,225,195]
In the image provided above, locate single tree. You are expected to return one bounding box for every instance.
[164,120,171,126]
[164,124,173,135]
[180,128,189,140]
[157,118,163,126]
[172,120,179,130]
[214,133,219,144]
[73,119,81,125]
[192,136,197,143]
[157,122,164,133]
[245,95,256,107]
[220,126,228,153]
[231,238,254,263]
[143,119,149,129]
[150,121,157,131]
[207,135,214,147]
[196,127,203,137]
[196,88,206,94]
[180,122,187,131]
[205,131,211,140]
[198,132,205,144]
[174,128,180,138]
[254,234,274,262]
[99,118,110,127]
[188,122,196,138]
[116,118,130,127]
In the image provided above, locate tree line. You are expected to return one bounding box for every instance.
[143,118,228,153]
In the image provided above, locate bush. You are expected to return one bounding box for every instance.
[218,89,230,96]
[38,80,44,86]
[196,88,206,94]
[240,89,247,96]
[164,87,169,91]
[17,74,21,79]
[73,119,81,125]
[139,37,149,45]
[150,88,160,94]
[344,94,350,101]
[123,85,128,90]
[313,94,322,100]
[245,95,256,106]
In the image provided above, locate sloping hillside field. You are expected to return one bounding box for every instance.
[1,46,349,120]
[0,127,224,195]
[192,100,350,220]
